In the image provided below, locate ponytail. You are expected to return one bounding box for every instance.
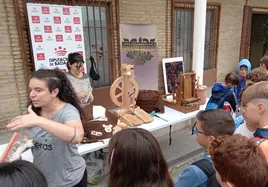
[30,68,84,118]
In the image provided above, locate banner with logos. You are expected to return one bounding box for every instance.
[27,3,86,72]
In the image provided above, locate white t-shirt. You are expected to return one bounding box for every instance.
[235,122,254,138]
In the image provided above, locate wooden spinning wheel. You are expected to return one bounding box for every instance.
[110,64,139,111]
[110,64,153,129]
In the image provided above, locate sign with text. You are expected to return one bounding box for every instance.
[27,3,86,72]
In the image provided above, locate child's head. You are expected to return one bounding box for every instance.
[193,109,235,149]
[260,55,268,71]
[67,52,84,71]
[238,59,251,78]
[241,81,268,131]
[108,128,173,187]
[0,160,48,187]
[246,68,268,85]
[224,72,240,87]
[240,65,248,77]
[210,134,268,187]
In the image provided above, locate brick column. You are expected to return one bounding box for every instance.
[0,0,28,129]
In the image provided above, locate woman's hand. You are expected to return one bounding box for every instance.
[87,94,94,103]
[7,106,40,131]
[77,92,85,99]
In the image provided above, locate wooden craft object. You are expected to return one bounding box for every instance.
[195,76,207,105]
[123,114,143,126]
[110,64,153,127]
[134,107,153,123]
[117,122,128,128]
[113,126,122,131]
[110,64,139,112]
[162,71,199,113]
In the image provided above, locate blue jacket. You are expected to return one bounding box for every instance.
[233,59,252,102]
[175,155,212,187]
[206,83,237,112]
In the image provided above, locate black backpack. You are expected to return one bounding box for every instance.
[89,56,100,81]
[192,159,221,187]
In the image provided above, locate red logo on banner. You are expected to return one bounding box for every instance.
[60,69,67,72]
[64,26,72,33]
[37,53,45,60]
[73,17,80,24]
[75,35,82,41]
[63,7,70,15]
[54,46,67,56]
[77,51,83,56]
[54,16,61,24]
[32,16,40,23]
[44,25,52,33]
[42,7,50,14]
[34,35,43,42]
[56,35,63,42]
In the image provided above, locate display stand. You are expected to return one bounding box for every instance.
[162,72,200,113]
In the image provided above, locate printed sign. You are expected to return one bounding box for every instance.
[75,34,82,41]
[63,7,70,15]
[34,35,43,42]
[37,53,45,60]
[55,35,63,42]
[73,17,80,24]
[44,25,52,33]
[27,3,86,71]
[53,16,61,24]
[42,7,50,14]
[32,16,40,23]
[64,26,72,33]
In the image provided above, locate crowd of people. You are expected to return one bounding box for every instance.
[1,53,268,187]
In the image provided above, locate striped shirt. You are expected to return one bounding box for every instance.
[66,71,93,103]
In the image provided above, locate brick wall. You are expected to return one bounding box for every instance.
[119,0,268,83]
[1,0,268,130]
[0,0,28,130]
[119,0,172,93]
[214,0,268,81]
[118,0,246,86]
[212,0,245,81]
[247,0,268,7]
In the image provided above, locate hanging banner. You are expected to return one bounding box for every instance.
[27,3,86,72]
[120,24,158,90]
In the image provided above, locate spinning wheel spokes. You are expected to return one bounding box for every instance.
[115,92,123,99]
[110,77,139,108]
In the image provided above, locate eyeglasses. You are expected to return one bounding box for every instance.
[192,122,211,136]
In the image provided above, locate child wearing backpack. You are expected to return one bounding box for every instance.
[241,81,268,161]
[175,109,235,187]
[210,134,268,187]
[206,72,239,112]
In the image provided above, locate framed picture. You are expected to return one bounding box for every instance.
[162,57,184,94]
